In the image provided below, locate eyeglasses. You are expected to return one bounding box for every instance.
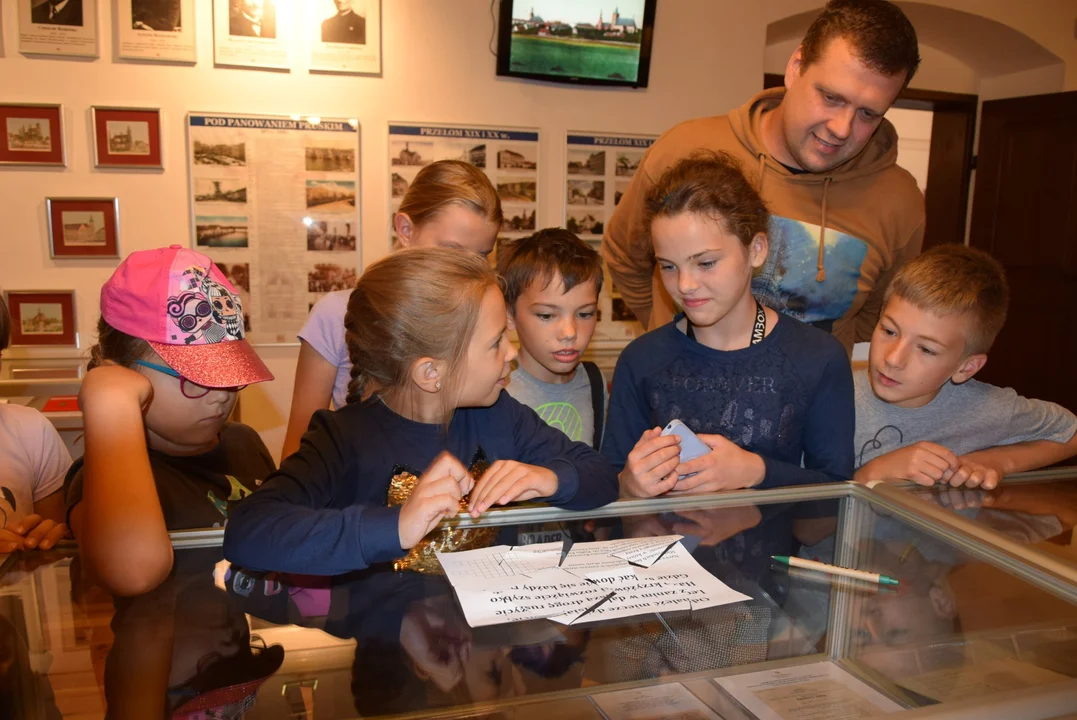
[132,360,247,399]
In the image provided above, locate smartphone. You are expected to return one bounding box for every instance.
[661,419,711,478]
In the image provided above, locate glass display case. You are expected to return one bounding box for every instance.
[2,473,1076,719]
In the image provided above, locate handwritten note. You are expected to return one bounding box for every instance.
[437,537,750,628]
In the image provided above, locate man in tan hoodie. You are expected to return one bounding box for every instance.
[604,0,924,352]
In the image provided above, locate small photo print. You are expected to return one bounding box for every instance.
[567,179,605,206]
[305,146,356,172]
[391,172,409,198]
[390,140,433,167]
[195,178,248,204]
[18,303,65,335]
[453,143,486,169]
[501,207,536,232]
[30,0,84,26]
[615,180,632,206]
[60,211,107,246]
[567,149,605,176]
[132,0,182,31]
[195,215,249,248]
[106,121,151,155]
[307,218,357,251]
[320,0,368,44]
[194,140,247,166]
[497,145,537,170]
[308,263,357,293]
[214,261,250,292]
[566,211,603,236]
[497,180,537,203]
[612,297,638,322]
[6,118,51,152]
[228,0,277,38]
[616,151,644,177]
[306,179,357,212]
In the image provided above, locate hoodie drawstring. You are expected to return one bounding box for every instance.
[756,153,831,283]
[817,177,832,283]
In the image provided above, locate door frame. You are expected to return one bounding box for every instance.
[763,74,977,250]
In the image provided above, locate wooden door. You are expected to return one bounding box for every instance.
[969,91,1077,416]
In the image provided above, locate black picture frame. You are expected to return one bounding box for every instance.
[495,0,657,89]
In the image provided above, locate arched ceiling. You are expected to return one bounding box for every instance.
[766,2,1062,78]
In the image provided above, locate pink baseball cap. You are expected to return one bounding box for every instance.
[101,245,273,388]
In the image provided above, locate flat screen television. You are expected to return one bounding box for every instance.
[496,1,657,88]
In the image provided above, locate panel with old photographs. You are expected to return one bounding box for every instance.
[0,103,65,167]
[19,0,99,58]
[92,106,163,168]
[388,122,541,269]
[115,0,197,63]
[212,0,289,70]
[309,0,381,75]
[564,131,656,337]
[187,112,360,343]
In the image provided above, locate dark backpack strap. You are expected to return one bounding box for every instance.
[582,361,605,449]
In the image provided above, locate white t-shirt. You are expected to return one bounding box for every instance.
[0,403,72,529]
[297,289,353,410]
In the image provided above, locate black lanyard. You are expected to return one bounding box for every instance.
[686,298,767,345]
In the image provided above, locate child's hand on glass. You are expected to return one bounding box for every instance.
[619,427,681,497]
[468,461,558,516]
[856,441,959,487]
[0,514,69,553]
[398,452,472,549]
[669,433,765,493]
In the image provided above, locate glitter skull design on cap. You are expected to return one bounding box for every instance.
[101,245,274,388]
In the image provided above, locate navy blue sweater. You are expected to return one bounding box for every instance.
[602,314,854,488]
[224,392,618,575]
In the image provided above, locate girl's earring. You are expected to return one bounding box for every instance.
[435,380,441,390]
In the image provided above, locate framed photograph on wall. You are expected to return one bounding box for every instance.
[46,197,120,258]
[309,0,381,75]
[18,0,99,58]
[3,290,79,347]
[92,106,163,168]
[115,0,197,63]
[0,103,65,167]
[212,0,290,71]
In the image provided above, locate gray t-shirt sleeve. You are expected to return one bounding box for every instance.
[1001,391,1077,446]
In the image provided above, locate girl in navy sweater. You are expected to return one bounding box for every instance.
[603,152,854,497]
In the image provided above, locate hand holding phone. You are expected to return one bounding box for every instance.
[661,420,711,477]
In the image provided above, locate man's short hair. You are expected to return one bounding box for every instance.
[801,0,920,85]
[885,245,1010,355]
[497,228,603,310]
[0,295,9,352]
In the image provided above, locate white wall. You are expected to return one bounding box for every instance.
[0,1,768,461]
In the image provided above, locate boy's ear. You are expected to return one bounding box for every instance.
[951,352,987,384]
[748,232,769,270]
[393,213,414,247]
[410,357,445,394]
[506,309,516,332]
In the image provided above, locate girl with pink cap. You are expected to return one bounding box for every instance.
[66,245,275,596]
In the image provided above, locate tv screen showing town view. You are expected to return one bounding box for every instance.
[496,0,656,88]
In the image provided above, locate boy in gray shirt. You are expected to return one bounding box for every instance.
[498,229,607,448]
[854,245,1077,489]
